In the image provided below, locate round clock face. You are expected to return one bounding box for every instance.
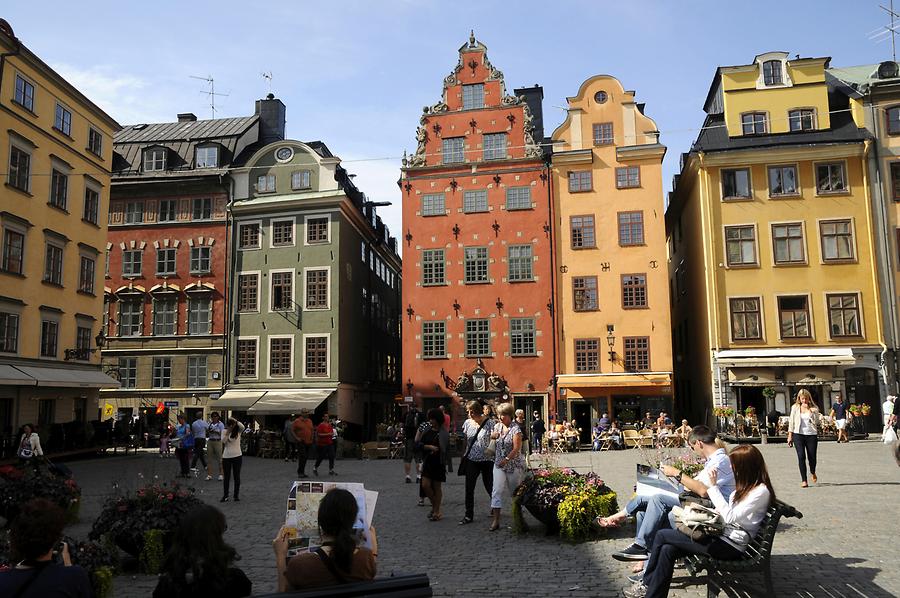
[594,90,608,104]
[275,147,293,162]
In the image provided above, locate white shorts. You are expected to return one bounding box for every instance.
[835,419,847,430]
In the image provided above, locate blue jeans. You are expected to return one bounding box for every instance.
[643,528,742,597]
[625,493,680,549]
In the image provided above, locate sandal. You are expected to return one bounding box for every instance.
[428,513,442,521]
[595,515,623,528]
[458,516,473,525]
[488,521,500,532]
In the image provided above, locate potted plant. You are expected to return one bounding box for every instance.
[0,463,81,525]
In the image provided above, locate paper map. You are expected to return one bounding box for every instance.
[283,481,378,559]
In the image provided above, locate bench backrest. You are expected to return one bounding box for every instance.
[254,574,432,597]
[741,500,802,564]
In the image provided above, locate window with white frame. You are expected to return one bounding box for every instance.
[271,271,293,311]
[156,248,176,275]
[0,312,19,353]
[152,298,177,335]
[157,199,176,222]
[422,321,445,358]
[465,319,490,356]
[463,190,488,213]
[238,223,260,249]
[8,146,30,192]
[422,249,445,285]
[257,174,276,193]
[483,133,507,160]
[54,104,72,136]
[462,84,484,110]
[507,245,533,281]
[788,109,815,132]
[122,250,142,276]
[195,146,218,169]
[442,137,465,164]
[143,148,167,171]
[152,357,172,388]
[506,186,531,210]
[304,336,328,377]
[464,247,488,283]
[190,246,210,274]
[510,317,536,355]
[741,112,768,135]
[187,355,208,387]
[118,358,137,388]
[236,339,257,377]
[762,60,783,86]
[192,197,212,220]
[272,220,294,246]
[78,256,95,294]
[815,163,847,194]
[14,75,34,111]
[49,169,68,210]
[422,194,445,216]
[291,170,311,190]
[768,165,798,196]
[118,300,143,336]
[305,269,329,309]
[188,297,211,334]
[725,225,757,266]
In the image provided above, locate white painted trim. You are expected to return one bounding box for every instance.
[303,213,332,246]
[269,217,297,248]
[237,219,263,250]
[235,335,260,380]
[268,268,296,313]
[302,332,331,378]
[236,270,261,313]
[303,266,331,311]
[267,334,295,379]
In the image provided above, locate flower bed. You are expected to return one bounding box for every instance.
[0,463,81,524]
[512,468,617,541]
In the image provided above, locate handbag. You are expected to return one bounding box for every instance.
[484,437,497,460]
[673,503,724,541]
[883,424,898,444]
[679,490,714,509]
[457,418,490,476]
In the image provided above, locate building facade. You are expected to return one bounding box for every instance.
[0,19,120,450]
[668,52,885,429]
[400,34,553,425]
[550,75,672,436]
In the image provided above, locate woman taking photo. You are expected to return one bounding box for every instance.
[489,402,525,531]
[418,408,446,521]
[273,488,377,590]
[624,444,775,598]
[221,418,245,502]
[787,388,821,487]
[459,400,495,525]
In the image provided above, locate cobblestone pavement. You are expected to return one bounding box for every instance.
[64,439,900,597]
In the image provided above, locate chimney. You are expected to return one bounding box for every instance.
[177,112,197,122]
[255,94,286,144]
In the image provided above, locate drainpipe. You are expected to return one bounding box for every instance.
[697,153,723,425]
[222,174,235,390]
[545,159,558,418]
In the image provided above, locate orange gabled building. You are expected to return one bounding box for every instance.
[399,33,555,426]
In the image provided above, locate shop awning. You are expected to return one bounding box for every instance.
[785,367,835,385]
[247,389,334,415]
[557,373,672,390]
[14,365,119,388]
[715,348,856,368]
[213,390,267,410]
[727,369,778,386]
[0,364,36,386]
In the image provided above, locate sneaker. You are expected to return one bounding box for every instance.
[205,475,213,481]
[416,476,421,483]
[626,573,644,585]
[217,475,223,481]
[329,470,337,476]
[190,467,198,472]
[612,544,650,561]
[623,583,647,598]
[220,496,229,503]
[405,476,411,484]
[417,499,425,506]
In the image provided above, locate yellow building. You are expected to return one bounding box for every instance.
[0,20,120,447]
[668,52,885,431]
[551,75,673,432]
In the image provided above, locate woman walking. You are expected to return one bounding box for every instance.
[787,389,821,488]
[174,414,194,478]
[418,408,446,521]
[459,400,495,525]
[314,414,337,476]
[221,418,245,502]
[489,403,525,531]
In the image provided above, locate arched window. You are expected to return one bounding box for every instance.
[762,60,783,86]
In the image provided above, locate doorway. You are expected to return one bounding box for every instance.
[846,367,882,433]
[570,402,592,446]
[738,387,765,419]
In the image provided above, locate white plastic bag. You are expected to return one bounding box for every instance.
[883,425,898,444]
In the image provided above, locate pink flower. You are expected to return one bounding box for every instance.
[167,493,174,500]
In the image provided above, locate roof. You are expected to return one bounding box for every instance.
[827,64,900,96]
[114,116,259,144]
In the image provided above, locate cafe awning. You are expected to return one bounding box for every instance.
[213,390,267,410]
[0,364,36,386]
[557,373,672,389]
[715,348,856,368]
[727,369,778,386]
[247,389,334,415]
[13,365,119,388]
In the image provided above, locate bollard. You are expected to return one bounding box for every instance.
[760,428,768,445]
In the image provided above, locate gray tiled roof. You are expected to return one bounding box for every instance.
[114,116,259,144]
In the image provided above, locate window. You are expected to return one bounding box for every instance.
[827,294,860,337]
[239,223,260,249]
[257,174,276,193]
[152,357,172,388]
[0,313,19,352]
[574,339,599,373]
[306,217,328,244]
[508,245,533,281]
[721,168,751,199]
[271,271,293,311]
[305,336,328,377]
[622,274,648,308]
[236,339,257,377]
[272,220,294,246]
[618,211,644,246]
[305,269,329,309]
[506,187,531,210]
[463,190,488,213]
[88,128,103,156]
[624,337,650,372]
[422,249,445,285]
[762,60,783,86]
[14,75,34,111]
[568,171,592,192]
[510,318,536,356]
[789,109,815,132]
[772,223,805,264]
[125,201,145,224]
[118,300,143,336]
[778,295,810,338]
[190,246,210,273]
[158,199,176,222]
[442,137,465,164]
[8,146,30,192]
[152,299,176,335]
[54,104,72,135]
[741,112,768,135]
[462,84,484,110]
[188,298,211,334]
[75,326,91,359]
[593,122,614,146]
[891,163,900,200]
[725,225,757,266]
[422,321,446,358]
[122,250,142,276]
[615,166,640,189]
[2,229,24,274]
[820,220,854,262]
[291,170,311,190]
[768,165,798,196]
[573,276,598,311]
[192,197,212,220]
[816,163,847,194]
[118,358,137,388]
[888,106,900,135]
[237,274,259,312]
[40,320,58,357]
[465,319,490,356]
[464,247,488,283]
[195,146,218,169]
[187,356,208,387]
[730,297,762,340]
[44,244,63,285]
[422,194,445,216]
[83,188,99,224]
[78,256,95,293]
[570,215,595,249]
[483,133,507,160]
[49,169,67,210]
[143,148,166,171]
[156,248,176,275]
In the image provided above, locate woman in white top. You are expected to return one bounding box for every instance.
[17,423,43,464]
[221,418,245,502]
[787,388,821,487]
[624,444,775,598]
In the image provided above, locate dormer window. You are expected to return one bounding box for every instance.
[195,145,218,169]
[257,174,276,193]
[143,147,167,172]
[462,84,484,110]
[741,112,768,135]
[762,60,783,86]
[291,170,311,190]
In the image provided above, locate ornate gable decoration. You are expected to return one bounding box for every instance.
[446,358,509,395]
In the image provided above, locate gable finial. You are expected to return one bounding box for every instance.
[469,30,476,47]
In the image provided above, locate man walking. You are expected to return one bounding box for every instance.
[292,410,314,478]
[531,411,546,454]
[832,394,850,444]
[206,412,224,481]
[403,407,423,483]
[313,413,337,476]
[190,412,208,476]
[883,395,896,429]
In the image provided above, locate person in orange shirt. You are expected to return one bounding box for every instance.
[292,410,315,479]
[314,413,337,476]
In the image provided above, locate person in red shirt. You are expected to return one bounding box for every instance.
[314,414,336,476]
[292,411,315,479]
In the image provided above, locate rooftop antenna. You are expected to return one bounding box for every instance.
[189,75,229,118]
[261,71,273,94]
[875,1,900,61]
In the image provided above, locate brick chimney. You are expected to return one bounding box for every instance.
[177,112,197,122]
[255,94,286,144]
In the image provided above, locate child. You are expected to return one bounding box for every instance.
[160,424,172,457]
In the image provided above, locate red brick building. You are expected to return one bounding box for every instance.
[400,34,554,424]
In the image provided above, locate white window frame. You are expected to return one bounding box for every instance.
[722,223,759,268]
[235,335,259,379]
[267,334,295,379]
[814,160,850,196]
[269,268,296,312]
[187,355,208,388]
[270,218,296,248]
[303,266,331,311]
[143,147,167,172]
[195,145,218,169]
[303,214,331,246]
[152,356,173,388]
[236,270,261,313]
[302,333,331,378]
[257,173,277,193]
[238,220,262,250]
[187,296,212,335]
[291,170,312,190]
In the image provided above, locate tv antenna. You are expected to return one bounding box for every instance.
[189,75,229,118]
[261,71,273,94]
[871,1,900,61]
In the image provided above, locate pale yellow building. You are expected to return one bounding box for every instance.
[551,75,673,433]
[0,20,120,448]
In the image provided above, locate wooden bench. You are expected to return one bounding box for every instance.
[361,441,391,459]
[255,574,431,597]
[684,499,802,597]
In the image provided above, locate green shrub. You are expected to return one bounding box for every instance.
[92,566,114,598]
[139,529,166,574]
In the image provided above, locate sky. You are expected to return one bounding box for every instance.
[3,1,893,249]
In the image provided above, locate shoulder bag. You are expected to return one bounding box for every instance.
[315,547,349,584]
[457,418,489,477]
[672,503,724,542]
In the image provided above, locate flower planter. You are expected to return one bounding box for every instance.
[522,500,560,535]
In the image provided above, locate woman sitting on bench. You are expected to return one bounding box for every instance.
[624,444,775,598]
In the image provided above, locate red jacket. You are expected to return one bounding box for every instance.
[316,422,334,446]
